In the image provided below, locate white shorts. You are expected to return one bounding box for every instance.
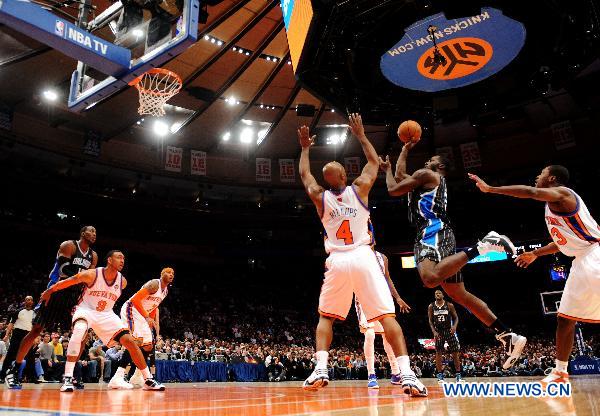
[558,244,600,323]
[121,301,154,347]
[319,245,395,322]
[356,297,384,333]
[72,307,129,347]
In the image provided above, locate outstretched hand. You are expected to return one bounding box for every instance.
[348,113,365,138]
[395,296,411,313]
[468,173,492,193]
[297,125,316,149]
[515,252,538,268]
[379,155,392,172]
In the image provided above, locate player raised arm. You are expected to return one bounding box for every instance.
[40,269,96,304]
[394,142,417,182]
[349,113,379,199]
[428,304,438,339]
[130,280,160,329]
[448,303,459,334]
[515,242,560,268]
[468,174,571,202]
[298,126,325,214]
[383,160,436,197]
[381,254,410,313]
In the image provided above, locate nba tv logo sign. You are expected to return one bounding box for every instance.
[55,20,65,37]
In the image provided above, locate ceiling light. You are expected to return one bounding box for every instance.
[232,47,237,51]
[227,96,236,106]
[326,135,340,145]
[287,61,291,65]
[331,109,335,112]
[238,49,243,54]
[42,89,58,101]
[245,52,250,56]
[217,40,223,46]
[132,28,144,38]
[204,35,210,40]
[222,131,231,141]
[266,56,271,61]
[210,38,216,43]
[260,104,264,108]
[153,120,169,136]
[240,127,254,144]
[136,121,141,125]
[272,57,278,62]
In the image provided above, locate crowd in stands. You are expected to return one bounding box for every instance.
[2,263,598,384]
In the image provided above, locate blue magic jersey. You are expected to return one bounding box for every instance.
[48,240,94,288]
[408,175,451,244]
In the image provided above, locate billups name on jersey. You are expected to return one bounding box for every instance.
[329,207,358,219]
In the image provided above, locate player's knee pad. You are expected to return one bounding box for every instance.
[67,320,88,356]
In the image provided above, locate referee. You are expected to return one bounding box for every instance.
[0,296,35,382]
[428,289,462,383]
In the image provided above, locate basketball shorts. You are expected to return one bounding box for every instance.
[72,307,129,347]
[355,297,384,333]
[319,245,395,322]
[558,244,600,323]
[121,301,154,347]
[414,225,463,283]
[33,284,85,331]
[435,328,460,353]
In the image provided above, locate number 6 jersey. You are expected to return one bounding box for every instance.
[322,185,374,254]
[545,188,600,257]
[78,267,123,312]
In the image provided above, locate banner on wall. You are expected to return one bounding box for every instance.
[256,158,272,182]
[191,150,206,176]
[165,146,183,172]
[279,159,295,183]
[551,121,576,150]
[344,157,361,177]
[460,141,481,169]
[82,130,102,157]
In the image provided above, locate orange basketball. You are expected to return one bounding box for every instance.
[397,120,422,143]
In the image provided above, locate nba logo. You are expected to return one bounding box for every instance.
[55,20,65,37]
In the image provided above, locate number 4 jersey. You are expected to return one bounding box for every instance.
[545,188,600,257]
[322,185,374,254]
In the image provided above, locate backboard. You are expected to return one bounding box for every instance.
[0,0,199,112]
[540,290,563,315]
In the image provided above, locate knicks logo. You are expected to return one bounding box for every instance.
[417,37,493,80]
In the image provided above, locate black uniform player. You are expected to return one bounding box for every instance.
[4,226,97,389]
[380,139,526,369]
[428,290,461,382]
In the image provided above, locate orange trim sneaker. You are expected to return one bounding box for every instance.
[303,368,329,391]
[541,368,569,389]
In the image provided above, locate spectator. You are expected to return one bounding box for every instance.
[38,333,56,381]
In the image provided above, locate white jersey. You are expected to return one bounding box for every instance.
[78,267,123,312]
[128,279,169,315]
[322,185,374,254]
[545,188,600,257]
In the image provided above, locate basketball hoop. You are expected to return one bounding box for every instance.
[129,68,182,117]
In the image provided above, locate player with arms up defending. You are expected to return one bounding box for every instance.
[470,165,600,386]
[38,250,165,392]
[380,141,526,369]
[355,250,411,389]
[299,114,427,396]
[109,267,174,389]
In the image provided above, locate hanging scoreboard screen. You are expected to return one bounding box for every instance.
[281,0,314,72]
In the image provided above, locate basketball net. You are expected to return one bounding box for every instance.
[129,68,182,117]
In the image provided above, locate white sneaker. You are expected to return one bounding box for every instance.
[130,368,144,388]
[143,378,166,391]
[302,368,329,391]
[60,376,74,393]
[496,332,527,369]
[400,371,428,397]
[108,374,134,390]
[478,231,516,256]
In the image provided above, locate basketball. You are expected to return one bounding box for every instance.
[397,120,422,144]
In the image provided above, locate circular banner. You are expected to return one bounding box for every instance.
[380,8,526,92]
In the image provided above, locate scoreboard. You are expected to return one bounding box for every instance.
[281,0,314,72]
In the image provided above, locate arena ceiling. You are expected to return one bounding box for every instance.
[1,0,600,190]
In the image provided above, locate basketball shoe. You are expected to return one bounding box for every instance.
[60,376,75,393]
[496,332,527,369]
[367,374,379,389]
[478,231,516,255]
[143,378,166,391]
[401,371,428,397]
[108,372,134,390]
[540,368,569,389]
[390,373,402,385]
[129,368,144,388]
[302,368,329,391]
[4,364,22,390]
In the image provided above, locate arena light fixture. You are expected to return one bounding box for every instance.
[132,28,144,38]
[170,122,183,133]
[257,128,268,145]
[226,96,237,106]
[240,127,254,144]
[153,120,169,136]
[222,131,231,141]
[42,89,58,101]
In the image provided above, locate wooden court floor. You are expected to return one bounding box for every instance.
[1,376,598,415]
